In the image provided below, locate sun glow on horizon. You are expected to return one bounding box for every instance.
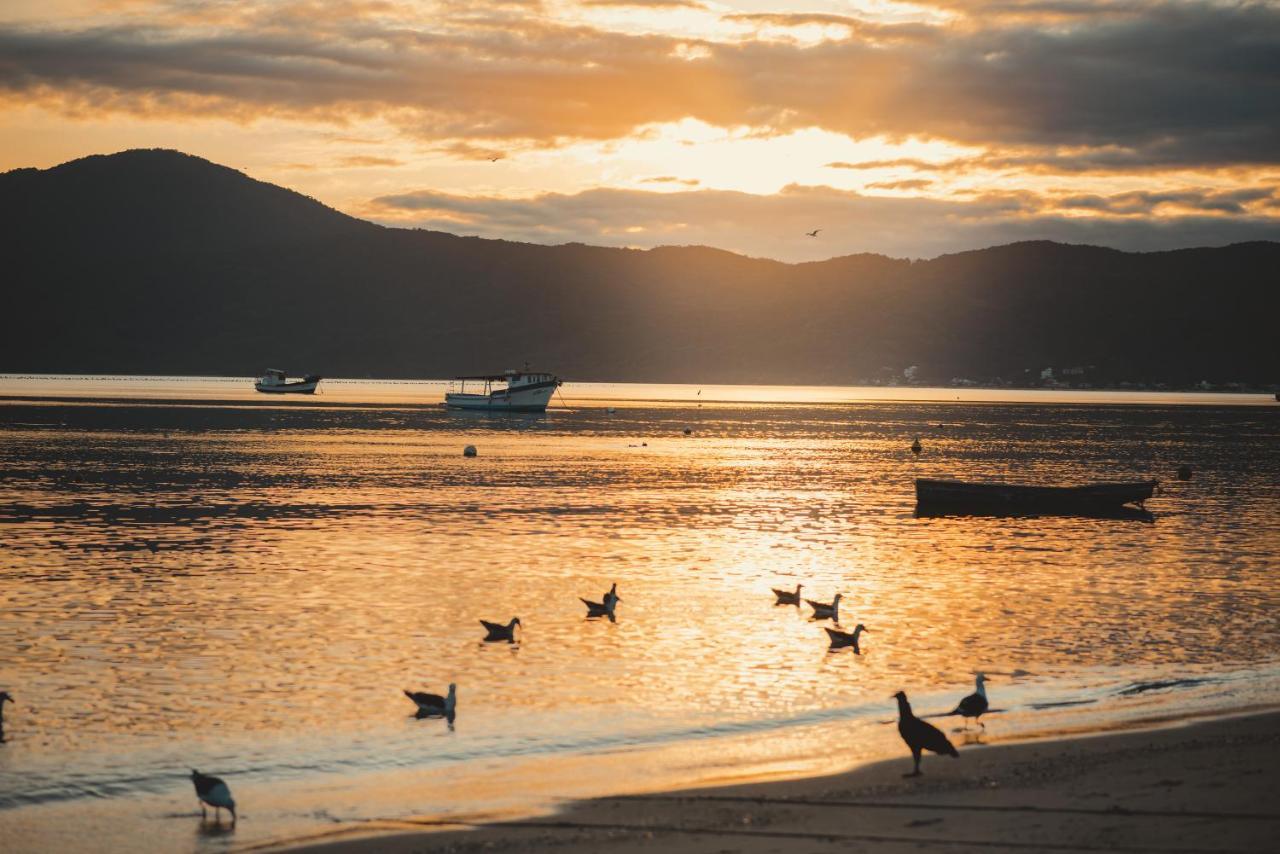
[1,0,1276,260]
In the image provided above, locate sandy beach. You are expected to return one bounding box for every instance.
[288,711,1280,854]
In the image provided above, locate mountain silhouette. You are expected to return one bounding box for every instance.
[2,149,1276,385]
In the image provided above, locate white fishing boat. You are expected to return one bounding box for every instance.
[445,367,561,412]
[254,368,321,394]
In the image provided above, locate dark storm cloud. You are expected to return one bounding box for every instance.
[1057,187,1277,215]
[0,1,1277,169]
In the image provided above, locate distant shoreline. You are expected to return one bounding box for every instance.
[1,372,1277,396]
[0,374,1276,409]
[285,709,1280,854]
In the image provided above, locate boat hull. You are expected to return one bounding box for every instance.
[915,478,1157,511]
[255,379,320,394]
[445,381,557,412]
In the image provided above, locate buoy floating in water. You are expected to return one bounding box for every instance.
[463,445,477,457]
[683,427,692,435]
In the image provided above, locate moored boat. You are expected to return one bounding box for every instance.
[254,369,321,394]
[915,478,1157,512]
[445,367,561,412]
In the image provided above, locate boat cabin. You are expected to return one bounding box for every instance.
[450,369,558,396]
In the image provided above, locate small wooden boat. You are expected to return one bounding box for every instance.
[254,368,321,394]
[915,478,1156,512]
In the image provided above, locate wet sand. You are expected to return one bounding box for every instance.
[288,711,1280,854]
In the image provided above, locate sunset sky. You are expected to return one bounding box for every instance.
[2,0,1277,260]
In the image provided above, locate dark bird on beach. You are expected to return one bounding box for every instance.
[825,623,868,652]
[806,593,842,621]
[911,437,922,454]
[404,683,456,718]
[805,229,822,237]
[481,617,521,642]
[943,673,990,729]
[190,769,236,824]
[894,691,958,776]
[772,583,803,605]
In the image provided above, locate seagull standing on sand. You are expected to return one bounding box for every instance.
[944,673,990,729]
[404,683,457,719]
[190,769,236,824]
[772,583,803,605]
[806,592,842,621]
[481,617,521,642]
[825,623,868,652]
[894,691,958,776]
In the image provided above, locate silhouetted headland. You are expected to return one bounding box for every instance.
[2,149,1277,387]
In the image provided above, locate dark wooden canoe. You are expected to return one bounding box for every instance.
[915,478,1157,511]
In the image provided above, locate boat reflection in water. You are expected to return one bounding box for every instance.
[914,504,1156,523]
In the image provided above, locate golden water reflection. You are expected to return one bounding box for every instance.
[0,390,1277,851]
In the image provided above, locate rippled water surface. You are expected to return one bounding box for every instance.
[1,378,1278,852]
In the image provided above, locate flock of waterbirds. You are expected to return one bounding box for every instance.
[0,433,1009,829]
[770,581,992,762]
[0,577,991,827]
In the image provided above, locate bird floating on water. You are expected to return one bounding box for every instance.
[825,623,868,652]
[581,586,620,621]
[806,593,842,621]
[1176,465,1193,481]
[602,582,621,609]
[944,673,990,729]
[893,691,958,777]
[772,583,803,605]
[481,617,521,642]
[911,437,922,454]
[405,683,457,719]
[190,769,236,824]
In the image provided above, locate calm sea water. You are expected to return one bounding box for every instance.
[1,376,1278,852]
